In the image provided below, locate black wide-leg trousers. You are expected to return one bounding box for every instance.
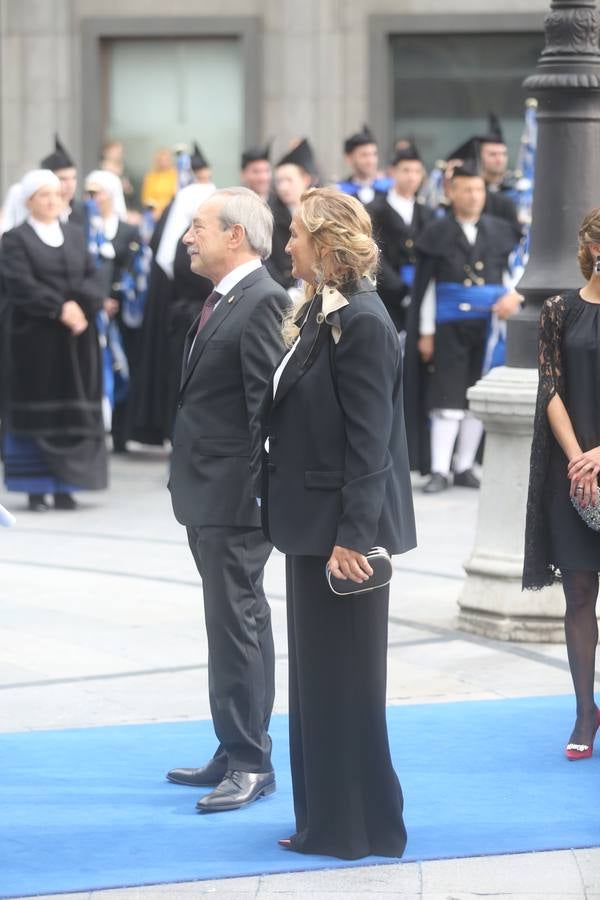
[187,525,275,773]
[285,554,407,860]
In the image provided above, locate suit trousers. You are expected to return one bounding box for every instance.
[285,554,407,860]
[186,524,275,773]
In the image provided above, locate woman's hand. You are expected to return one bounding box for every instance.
[568,447,600,507]
[327,545,373,584]
[60,300,88,336]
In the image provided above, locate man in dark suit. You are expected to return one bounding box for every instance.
[166,186,290,813]
[367,145,434,333]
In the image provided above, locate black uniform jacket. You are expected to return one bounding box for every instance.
[403,212,516,473]
[367,192,434,330]
[484,190,522,241]
[261,278,417,558]
[168,264,290,528]
[95,220,140,298]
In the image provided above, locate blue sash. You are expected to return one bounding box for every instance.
[400,264,416,288]
[435,282,505,325]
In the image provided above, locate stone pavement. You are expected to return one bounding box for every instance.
[0,448,598,900]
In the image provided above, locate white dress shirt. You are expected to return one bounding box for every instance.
[386,190,415,225]
[213,257,263,301]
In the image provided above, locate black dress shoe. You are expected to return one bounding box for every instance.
[54,492,77,510]
[196,769,276,813]
[453,468,481,489]
[28,493,50,512]
[422,473,449,494]
[166,759,228,787]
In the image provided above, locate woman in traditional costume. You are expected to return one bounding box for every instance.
[1,169,107,510]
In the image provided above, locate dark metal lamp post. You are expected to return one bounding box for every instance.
[507,0,600,367]
[457,0,600,641]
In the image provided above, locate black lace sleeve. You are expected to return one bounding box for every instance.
[522,294,568,589]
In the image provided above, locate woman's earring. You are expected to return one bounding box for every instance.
[595,255,600,275]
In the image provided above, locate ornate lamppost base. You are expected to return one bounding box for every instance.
[456,366,565,643]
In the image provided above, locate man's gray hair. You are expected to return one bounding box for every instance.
[214,186,273,260]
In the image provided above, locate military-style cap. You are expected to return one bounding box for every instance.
[344,124,377,155]
[190,142,210,171]
[446,114,506,165]
[276,138,317,175]
[40,134,76,171]
[241,141,271,169]
[450,161,484,179]
[478,112,505,145]
[390,142,422,166]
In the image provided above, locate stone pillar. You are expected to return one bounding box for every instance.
[0,0,75,197]
[457,368,565,642]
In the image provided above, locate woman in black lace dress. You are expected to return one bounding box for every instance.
[524,207,600,760]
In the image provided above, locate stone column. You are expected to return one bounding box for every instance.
[0,0,75,197]
[457,368,565,642]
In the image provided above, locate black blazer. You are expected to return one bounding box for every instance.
[169,264,290,528]
[261,279,417,557]
[367,193,434,331]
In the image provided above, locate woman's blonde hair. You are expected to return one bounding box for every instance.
[578,207,600,280]
[282,187,379,345]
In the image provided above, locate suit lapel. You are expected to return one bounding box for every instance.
[180,288,240,391]
[271,307,330,409]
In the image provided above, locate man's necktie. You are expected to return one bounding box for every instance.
[195,290,223,334]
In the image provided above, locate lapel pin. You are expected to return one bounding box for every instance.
[228,294,236,304]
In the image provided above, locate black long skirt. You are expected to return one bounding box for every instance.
[285,554,407,860]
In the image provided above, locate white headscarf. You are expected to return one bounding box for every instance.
[21,169,61,201]
[1,182,27,233]
[84,169,127,220]
[155,181,216,278]
[1,170,61,234]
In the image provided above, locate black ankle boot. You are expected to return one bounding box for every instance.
[28,493,50,511]
[53,493,77,510]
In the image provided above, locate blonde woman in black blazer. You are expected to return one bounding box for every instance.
[262,188,417,860]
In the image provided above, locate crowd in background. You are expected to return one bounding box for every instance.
[0,109,536,511]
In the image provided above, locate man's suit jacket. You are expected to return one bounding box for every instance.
[261,278,417,557]
[169,264,290,528]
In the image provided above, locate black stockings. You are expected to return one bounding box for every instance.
[562,570,599,745]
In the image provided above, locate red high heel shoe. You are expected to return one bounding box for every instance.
[565,707,600,760]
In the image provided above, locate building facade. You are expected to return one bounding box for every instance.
[0,0,550,198]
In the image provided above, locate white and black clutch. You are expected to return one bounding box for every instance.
[326,547,393,596]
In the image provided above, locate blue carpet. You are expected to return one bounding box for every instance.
[1,695,599,898]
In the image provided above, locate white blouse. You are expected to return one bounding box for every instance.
[27,216,64,247]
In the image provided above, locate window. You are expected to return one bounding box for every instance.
[106,37,243,192]
[391,32,544,168]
